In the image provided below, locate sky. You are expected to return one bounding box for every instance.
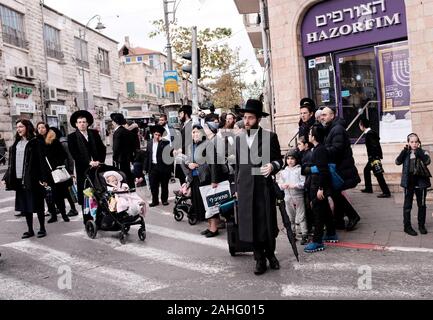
[43,0,262,84]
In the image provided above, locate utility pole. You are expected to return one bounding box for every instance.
[163,0,176,103]
[260,0,274,131]
[191,26,199,112]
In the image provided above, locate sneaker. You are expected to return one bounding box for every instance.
[67,209,79,217]
[322,234,339,243]
[304,242,325,253]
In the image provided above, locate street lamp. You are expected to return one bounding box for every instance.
[79,15,106,111]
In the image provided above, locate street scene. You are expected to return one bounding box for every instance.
[1,0,433,303]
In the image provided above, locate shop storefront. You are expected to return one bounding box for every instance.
[302,0,411,142]
[9,83,38,124]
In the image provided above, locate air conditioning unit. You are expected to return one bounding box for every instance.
[24,66,35,79]
[14,66,25,78]
[96,53,104,62]
[44,86,58,102]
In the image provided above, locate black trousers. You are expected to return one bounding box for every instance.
[311,197,336,243]
[332,191,360,224]
[363,163,390,194]
[175,164,186,185]
[51,181,69,215]
[149,167,170,204]
[253,238,276,261]
[116,161,134,189]
[403,187,427,227]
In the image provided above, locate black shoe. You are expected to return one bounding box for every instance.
[419,225,428,235]
[21,231,35,239]
[377,193,391,198]
[149,202,159,207]
[37,230,47,238]
[67,209,79,217]
[268,256,280,270]
[47,216,57,224]
[162,202,169,206]
[346,216,361,231]
[361,188,373,193]
[61,213,70,222]
[254,259,267,275]
[200,229,211,235]
[205,230,219,238]
[404,226,418,236]
[15,212,26,217]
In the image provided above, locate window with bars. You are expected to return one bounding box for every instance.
[0,5,27,48]
[74,37,89,68]
[44,24,63,59]
[98,48,110,75]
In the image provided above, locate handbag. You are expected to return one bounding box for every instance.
[370,159,384,175]
[311,164,344,191]
[414,158,432,178]
[45,157,71,184]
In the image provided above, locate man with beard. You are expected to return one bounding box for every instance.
[321,107,361,231]
[111,113,135,188]
[235,99,283,275]
[68,110,106,209]
[174,105,193,185]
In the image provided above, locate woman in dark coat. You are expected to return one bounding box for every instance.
[41,128,70,223]
[2,119,48,239]
[396,133,431,236]
[185,124,211,223]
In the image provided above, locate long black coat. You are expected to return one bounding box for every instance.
[42,138,68,186]
[298,116,316,142]
[235,128,283,243]
[144,139,173,174]
[364,129,383,161]
[112,126,134,164]
[324,118,360,190]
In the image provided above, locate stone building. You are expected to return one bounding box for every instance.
[234,0,433,191]
[0,0,121,145]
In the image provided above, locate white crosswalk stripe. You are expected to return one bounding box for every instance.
[0,207,14,214]
[291,262,425,272]
[0,196,15,204]
[0,274,70,300]
[65,231,231,275]
[3,241,168,294]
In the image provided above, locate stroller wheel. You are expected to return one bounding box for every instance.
[85,220,97,239]
[119,232,127,245]
[174,209,184,222]
[138,227,146,241]
[188,216,198,225]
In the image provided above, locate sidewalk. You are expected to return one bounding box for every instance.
[332,190,433,250]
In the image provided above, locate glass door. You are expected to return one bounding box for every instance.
[336,49,380,141]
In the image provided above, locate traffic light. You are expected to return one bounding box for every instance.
[181,48,201,79]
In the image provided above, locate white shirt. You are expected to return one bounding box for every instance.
[162,124,172,146]
[183,119,192,129]
[246,130,259,149]
[152,140,159,164]
[364,128,371,134]
[80,130,89,141]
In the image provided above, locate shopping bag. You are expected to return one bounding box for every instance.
[199,181,231,219]
[68,183,78,203]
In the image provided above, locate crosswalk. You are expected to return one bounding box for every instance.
[1,193,433,299]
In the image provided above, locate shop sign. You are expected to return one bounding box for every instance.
[10,84,36,114]
[51,104,67,114]
[11,85,33,99]
[302,0,407,56]
[164,70,179,93]
[318,69,330,88]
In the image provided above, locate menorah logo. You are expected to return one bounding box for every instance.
[391,59,410,87]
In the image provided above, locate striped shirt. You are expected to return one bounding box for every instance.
[15,139,28,179]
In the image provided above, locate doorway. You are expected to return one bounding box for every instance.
[335,48,380,141]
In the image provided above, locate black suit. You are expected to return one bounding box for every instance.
[175,120,193,185]
[145,139,173,204]
[363,129,390,194]
[68,129,106,206]
[112,126,134,188]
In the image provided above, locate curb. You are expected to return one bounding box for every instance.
[326,241,433,253]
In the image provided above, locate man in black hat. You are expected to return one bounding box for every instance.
[174,105,193,185]
[235,99,283,275]
[144,125,173,207]
[111,113,135,188]
[68,110,106,209]
[298,98,316,142]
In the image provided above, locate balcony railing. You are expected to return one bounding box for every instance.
[2,26,28,49]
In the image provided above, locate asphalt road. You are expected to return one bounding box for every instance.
[1,186,433,300]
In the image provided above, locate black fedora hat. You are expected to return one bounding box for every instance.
[300,98,316,112]
[70,110,94,129]
[110,112,126,126]
[179,105,192,116]
[238,99,269,117]
[150,125,166,135]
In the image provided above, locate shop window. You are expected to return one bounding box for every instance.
[306,55,336,109]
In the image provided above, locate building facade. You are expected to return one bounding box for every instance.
[0,0,121,144]
[234,0,433,148]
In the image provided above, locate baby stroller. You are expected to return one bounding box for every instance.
[172,182,197,225]
[82,164,146,244]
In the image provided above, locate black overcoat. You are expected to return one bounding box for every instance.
[235,128,283,243]
[364,129,383,161]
